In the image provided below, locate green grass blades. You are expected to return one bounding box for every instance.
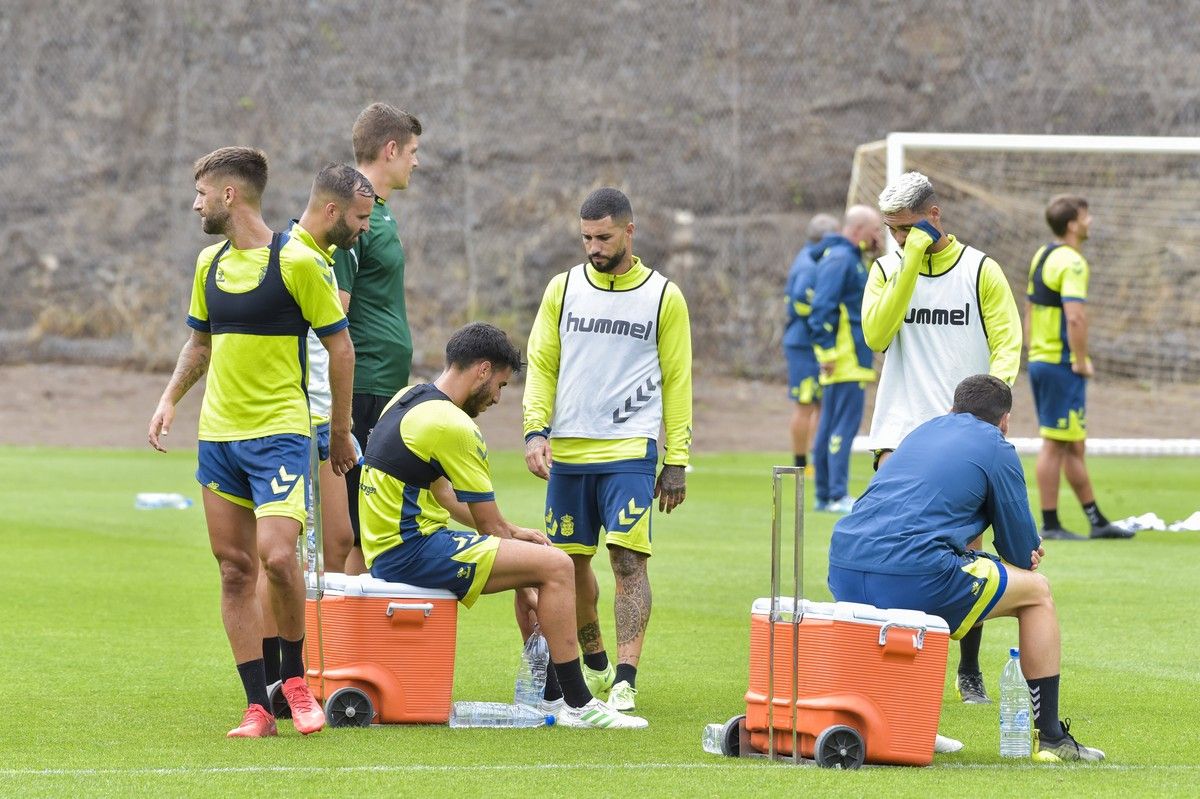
[1,448,1197,797]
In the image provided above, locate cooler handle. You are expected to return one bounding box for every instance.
[877,621,926,650]
[386,602,433,619]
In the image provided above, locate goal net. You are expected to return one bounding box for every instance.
[847,133,1200,454]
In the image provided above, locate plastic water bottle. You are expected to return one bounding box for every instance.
[134,492,193,509]
[448,701,553,728]
[513,625,549,708]
[702,722,726,755]
[999,647,1032,757]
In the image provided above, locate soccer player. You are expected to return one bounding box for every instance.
[806,205,881,513]
[360,323,648,729]
[829,375,1106,762]
[1025,195,1131,541]
[333,102,422,576]
[523,187,692,713]
[261,164,376,693]
[148,148,356,737]
[862,171,1022,705]
[783,213,839,475]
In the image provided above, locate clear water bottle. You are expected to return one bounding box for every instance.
[514,625,549,708]
[999,647,1032,757]
[134,492,193,509]
[702,722,726,755]
[448,701,553,728]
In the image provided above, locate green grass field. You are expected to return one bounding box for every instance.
[1,447,1197,798]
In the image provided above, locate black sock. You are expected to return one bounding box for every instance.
[582,650,609,672]
[262,637,281,685]
[794,454,807,469]
[543,661,563,702]
[1082,502,1109,527]
[279,637,305,682]
[1042,509,1061,530]
[237,659,271,709]
[615,663,637,689]
[554,659,593,708]
[1027,674,1065,740]
[957,626,982,674]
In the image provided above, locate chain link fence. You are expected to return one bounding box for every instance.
[3,0,1199,385]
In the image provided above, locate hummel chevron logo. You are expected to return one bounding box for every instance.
[271,466,299,495]
[617,498,646,527]
[612,377,660,423]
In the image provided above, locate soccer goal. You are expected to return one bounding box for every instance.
[848,132,1200,456]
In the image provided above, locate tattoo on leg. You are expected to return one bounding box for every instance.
[612,549,651,649]
[578,620,603,655]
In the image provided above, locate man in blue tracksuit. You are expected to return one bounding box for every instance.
[783,213,839,472]
[807,206,881,512]
[827,374,1105,763]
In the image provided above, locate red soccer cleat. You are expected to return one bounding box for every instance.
[226,704,278,738]
[281,677,326,735]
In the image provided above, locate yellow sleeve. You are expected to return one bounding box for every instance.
[979,257,1022,384]
[522,273,567,437]
[281,247,347,336]
[187,245,222,329]
[1058,253,1089,301]
[439,417,495,501]
[861,230,933,351]
[658,282,693,467]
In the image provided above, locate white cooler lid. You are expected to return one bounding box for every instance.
[751,597,949,633]
[308,572,457,600]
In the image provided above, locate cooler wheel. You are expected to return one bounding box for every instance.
[814,725,865,769]
[267,680,292,720]
[326,687,374,727]
[720,715,745,757]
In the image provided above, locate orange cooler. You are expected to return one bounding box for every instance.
[745,598,950,766]
[305,573,458,724]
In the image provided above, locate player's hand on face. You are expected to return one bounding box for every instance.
[654,464,687,513]
[904,219,941,255]
[148,401,174,452]
[512,525,551,546]
[524,434,552,480]
[330,431,359,477]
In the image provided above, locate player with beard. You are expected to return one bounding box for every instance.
[148,148,355,737]
[359,323,648,728]
[523,187,693,714]
[259,164,375,695]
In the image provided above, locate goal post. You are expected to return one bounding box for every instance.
[848,132,1200,456]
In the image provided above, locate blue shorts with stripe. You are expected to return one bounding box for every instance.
[1028,361,1087,442]
[827,552,1008,640]
[784,343,821,404]
[546,469,655,557]
[368,529,500,609]
[196,434,310,524]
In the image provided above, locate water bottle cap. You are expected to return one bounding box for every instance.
[544,715,556,726]
[1010,647,1020,658]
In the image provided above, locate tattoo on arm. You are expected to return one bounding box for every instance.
[166,337,210,401]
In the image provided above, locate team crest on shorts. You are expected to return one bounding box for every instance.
[207,481,219,491]
[559,515,575,538]
[456,567,470,580]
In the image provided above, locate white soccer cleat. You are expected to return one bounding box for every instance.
[557,698,648,729]
[935,733,965,753]
[538,697,565,721]
[609,680,638,711]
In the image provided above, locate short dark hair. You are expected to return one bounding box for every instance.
[445,322,523,374]
[951,374,1012,425]
[312,163,375,204]
[193,146,268,202]
[352,103,422,165]
[1046,195,1088,237]
[580,187,633,224]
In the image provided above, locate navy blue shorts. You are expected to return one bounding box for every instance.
[314,420,363,464]
[545,470,655,556]
[196,434,311,523]
[784,343,822,404]
[369,529,500,609]
[828,553,1008,640]
[1028,361,1087,442]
